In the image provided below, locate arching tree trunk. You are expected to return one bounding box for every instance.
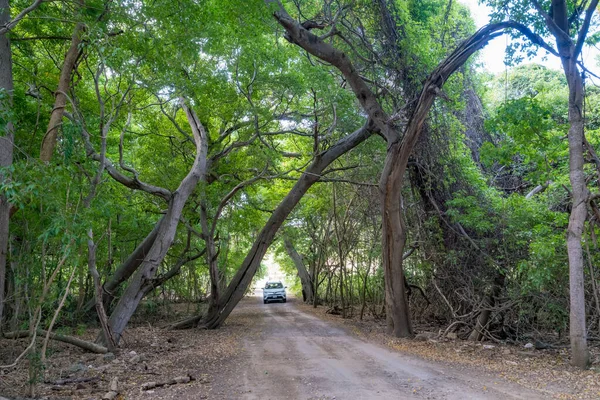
[274,3,526,337]
[106,102,207,344]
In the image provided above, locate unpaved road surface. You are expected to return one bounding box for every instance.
[218,296,545,400]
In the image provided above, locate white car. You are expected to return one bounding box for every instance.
[263,281,287,304]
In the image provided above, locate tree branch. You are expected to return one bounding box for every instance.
[64,111,172,201]
[273,2,394,142]
[574,0,599,59]
[0,0,44,35]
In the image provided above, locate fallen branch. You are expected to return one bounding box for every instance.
[3,330,108,354]
[141,374,196,390]
[44,376,100,386]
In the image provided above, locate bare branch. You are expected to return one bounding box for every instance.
[210,173,266,236]
[531,0,572,47]
[273,2,394,141]
[574,0,599,59]
[64,111,172,201]
[0,0,44,35]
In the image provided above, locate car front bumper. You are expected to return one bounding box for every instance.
[264,294,286,301]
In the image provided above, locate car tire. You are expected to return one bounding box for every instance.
[282,298,286,303]
[263,300,267,304]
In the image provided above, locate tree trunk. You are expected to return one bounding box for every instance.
[196,123,373,329]
[106,102,207,343]
[0,0,14,330]
[203,226,220,319]
[4,329,108,354]
[544,0,592,368]
[380,144,412,337]
[563,60,590,368]
[87,229,116,352]
[197,175,222,318]
[283,237,314,304]
[360,258,371,320]
[40,22,84,162]
[311,258,319,308]
[468,272,505,341]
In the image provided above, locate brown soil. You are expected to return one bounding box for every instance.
[1,296,598,399]
[0,307,245,399]
[296,301,600,400]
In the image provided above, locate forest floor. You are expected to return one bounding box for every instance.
[1,295,599,399]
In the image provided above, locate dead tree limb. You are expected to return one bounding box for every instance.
[3,330,108,354]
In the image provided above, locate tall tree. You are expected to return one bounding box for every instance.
[272,1,549,337]
[0,0,15,329]
[0,0,44,329]
[484,0,598,369]
[39,21,84,162]
[106,101,208,343]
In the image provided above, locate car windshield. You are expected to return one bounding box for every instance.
[265,282,283,289]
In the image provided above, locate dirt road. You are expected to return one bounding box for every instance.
[218,296,545,400]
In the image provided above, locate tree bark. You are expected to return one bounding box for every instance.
[283,237,314,304]
[106,102,207,343]
[0,0,14,330]
[40,22,84,162]
[563,58,590,368]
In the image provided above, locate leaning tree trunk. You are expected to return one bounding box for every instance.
[283,237,314,303]
[194,122,374,329]
[0,0,14,329]
[106,102,207,343]
[468,272,505,341]
[40,22,84,162]
[82,216,164,311]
